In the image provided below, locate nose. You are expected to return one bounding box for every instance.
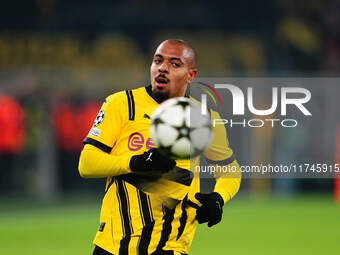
[158,61,169,73]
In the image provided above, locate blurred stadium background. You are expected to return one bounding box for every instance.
[0,0,339,254]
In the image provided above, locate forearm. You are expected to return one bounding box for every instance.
[214,160,241,204]
[78,144,132,178]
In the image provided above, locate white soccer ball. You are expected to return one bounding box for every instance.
[150,97,213,159]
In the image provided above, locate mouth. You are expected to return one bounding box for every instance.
[155,75,170,88]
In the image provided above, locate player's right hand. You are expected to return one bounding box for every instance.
[129,148,176,173]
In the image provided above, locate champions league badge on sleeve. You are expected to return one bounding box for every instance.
[94,110,105,127]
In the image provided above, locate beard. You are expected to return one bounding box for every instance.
[153,89,170,103]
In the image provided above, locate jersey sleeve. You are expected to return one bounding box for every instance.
[204,110,234,162]
[204,109,241,204]
[83,91,127,152]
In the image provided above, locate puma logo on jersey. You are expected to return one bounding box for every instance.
[144,114,150,119]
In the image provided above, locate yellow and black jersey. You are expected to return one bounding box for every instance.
[81,85,240,255]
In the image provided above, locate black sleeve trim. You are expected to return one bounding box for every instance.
[206,153,236,166]
[83,137,112,153]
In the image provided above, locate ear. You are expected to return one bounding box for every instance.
[187,68,198,84]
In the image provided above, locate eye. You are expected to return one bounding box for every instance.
[172,62,180,67]
[154,59,161,64]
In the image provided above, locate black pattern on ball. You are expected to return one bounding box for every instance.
[150,97,212,159]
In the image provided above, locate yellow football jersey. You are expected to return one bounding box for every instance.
[82,85,240,255]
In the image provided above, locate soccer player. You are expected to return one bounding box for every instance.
[79,39,241,255]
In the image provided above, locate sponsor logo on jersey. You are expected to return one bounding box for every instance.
[128,132,156,151]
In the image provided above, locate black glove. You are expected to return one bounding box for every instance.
[195,192,224,227]
[129,148,176,173]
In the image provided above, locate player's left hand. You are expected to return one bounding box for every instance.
[129,148,176,173]
[195,192,224,227]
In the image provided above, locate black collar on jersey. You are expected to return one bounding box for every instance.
[145,85,189,104]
